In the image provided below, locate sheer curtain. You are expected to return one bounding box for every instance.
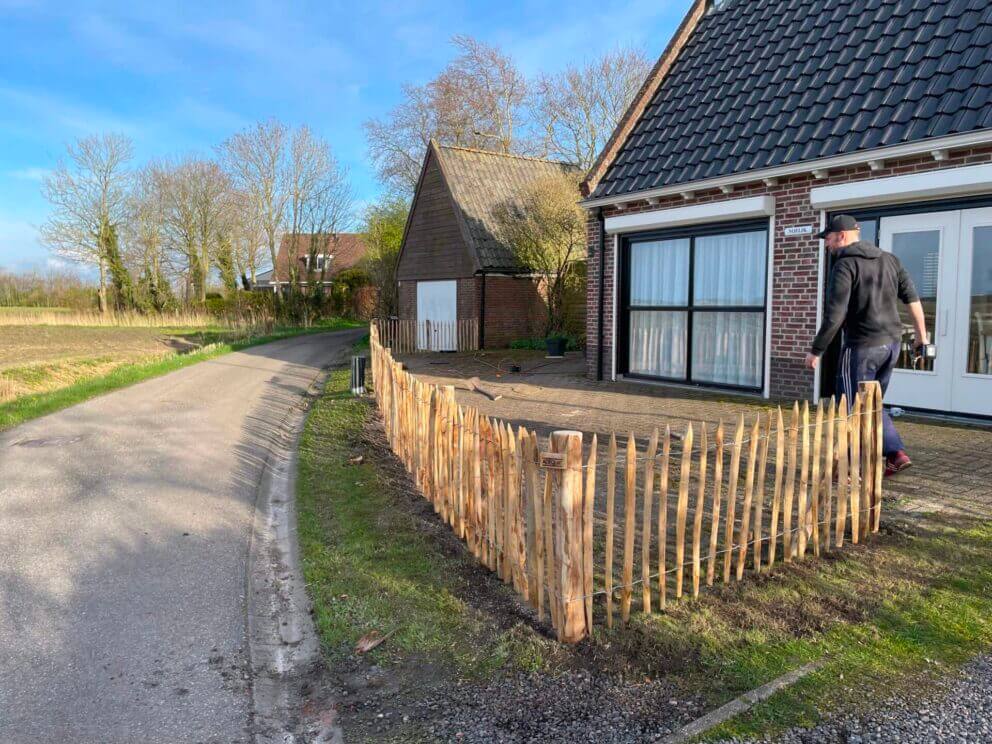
[690,231,765,386]
[629,311,687,378]
[630,238,689,305]
[628,238,690,379]
[693,231,766,306]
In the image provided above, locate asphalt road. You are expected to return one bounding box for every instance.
[0,330,361,743]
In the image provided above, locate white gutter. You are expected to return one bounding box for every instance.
[581,129,992,209]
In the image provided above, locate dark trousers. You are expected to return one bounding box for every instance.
[835,341,905,456]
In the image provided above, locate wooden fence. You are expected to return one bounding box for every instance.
[372,318,479,354]
[369,325,885,643]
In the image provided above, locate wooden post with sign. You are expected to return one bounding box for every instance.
[551,430,586,643]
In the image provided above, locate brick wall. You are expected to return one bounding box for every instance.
[586,144,992,401]
[480,275,545,348]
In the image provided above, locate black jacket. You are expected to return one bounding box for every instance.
[811,240,919,355]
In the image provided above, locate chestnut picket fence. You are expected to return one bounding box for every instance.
[369,324,885,642]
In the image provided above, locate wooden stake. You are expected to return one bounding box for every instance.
[552,430,585,642]
[707,421,725,586]
[605,433,617,628]
[767,407,785,570]
[723,414,745,583]
[658,426,671,610]
[782,403,799,563]
[872,383,884,533]
[849,393,862,545]
[641,429,659,613]
[823,397,836,554]
[583,435,597,635]
[752,413,772,572]
[675,423,693,599]
[797,401,810,559]
[692,425,708,598]
[542,465,558,633]
[736,416,760,580]
[621,433,637,622]
[809,400,824,557]
[835,395,849,548]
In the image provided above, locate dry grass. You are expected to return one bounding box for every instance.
[0,308,265,328]
[0,326,200,369]
[0,355,168,403]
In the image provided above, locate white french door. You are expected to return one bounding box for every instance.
[879,207,992,416]
[416,280,457,351]
[953,208,992,416]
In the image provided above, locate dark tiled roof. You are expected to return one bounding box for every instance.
[437,144,582,271]
[592,0,992,199]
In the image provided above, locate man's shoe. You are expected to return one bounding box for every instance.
[884,450,912,478]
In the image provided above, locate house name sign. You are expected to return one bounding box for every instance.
[783,225,815,237]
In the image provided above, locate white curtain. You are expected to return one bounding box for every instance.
[693,231,766,306]
[691,312,763,387]
[629,311,687,379]
[629,238,690,306]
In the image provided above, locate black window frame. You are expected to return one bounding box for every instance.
[618,218,770,393]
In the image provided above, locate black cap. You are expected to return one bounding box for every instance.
[818,214,858,239]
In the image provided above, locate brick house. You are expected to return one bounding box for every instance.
[582,0,992,417]
[396,140,582,349]
[253,233,367,293]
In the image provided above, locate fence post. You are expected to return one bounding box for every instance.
[551,430,587,643]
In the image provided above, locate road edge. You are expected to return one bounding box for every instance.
[244,358,343,744]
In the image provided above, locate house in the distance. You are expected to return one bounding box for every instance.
[583,0,992,417]
[396,140,583,349]
[253,233,367,293]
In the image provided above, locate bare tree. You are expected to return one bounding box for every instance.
[493,172,585,336]
[153,158,229,303]
[535,47,651,170]
[227,190,266,288]
[364,36,531,195]
[125,165,174,310]
[220,120,289,286]
[41,133,133,312]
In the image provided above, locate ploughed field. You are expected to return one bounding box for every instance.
[0,324,208,403]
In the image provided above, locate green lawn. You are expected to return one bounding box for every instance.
[296,367,552,678]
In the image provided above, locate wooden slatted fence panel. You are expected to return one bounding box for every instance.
[366,325,887,643]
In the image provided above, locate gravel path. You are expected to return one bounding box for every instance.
[717,654,992,744]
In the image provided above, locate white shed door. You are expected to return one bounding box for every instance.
[416,280,457,351]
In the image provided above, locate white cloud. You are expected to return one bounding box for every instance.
[7,167,49,182]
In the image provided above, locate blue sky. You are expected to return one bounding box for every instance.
[0,0,690,272]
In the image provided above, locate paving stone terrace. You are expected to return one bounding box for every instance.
[397,349,992,523]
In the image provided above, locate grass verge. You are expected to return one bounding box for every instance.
[594,516,992,740]
[296,368,552,680]
[0,321,361,432]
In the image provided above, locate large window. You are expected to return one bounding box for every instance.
[620,221,768,391]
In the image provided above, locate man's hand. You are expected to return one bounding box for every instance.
[805,353,819,370]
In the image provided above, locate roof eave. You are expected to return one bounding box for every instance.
[580,129,992,209]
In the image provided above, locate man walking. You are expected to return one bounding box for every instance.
[805,214,929,477]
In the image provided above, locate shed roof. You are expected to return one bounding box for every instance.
[432,143,582,272]
[591,0,992,199]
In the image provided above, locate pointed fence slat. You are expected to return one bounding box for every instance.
[707,421,725,586]
[675,424,694,599]
[621,434,637,622]
[605,434,617,629]
[723,415,745,583]
[692,426,708,598]
[642,429,659,614]
[658,426,672,610]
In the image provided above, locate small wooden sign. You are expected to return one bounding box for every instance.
[784,225,815,236]
[539,452,566,469]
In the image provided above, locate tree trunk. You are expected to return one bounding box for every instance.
[98,258,108,314]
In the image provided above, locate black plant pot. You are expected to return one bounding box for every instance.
[545,337,567,358]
